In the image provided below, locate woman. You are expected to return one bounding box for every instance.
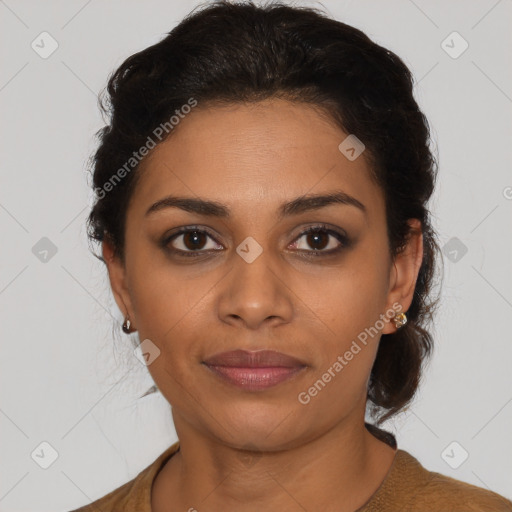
[71,1,512,510]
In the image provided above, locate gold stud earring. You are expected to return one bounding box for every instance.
[122,314,132,334]
[393,312,407,329]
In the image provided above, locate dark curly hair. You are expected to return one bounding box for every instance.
[86,0,440,427]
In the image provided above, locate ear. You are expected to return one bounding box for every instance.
[102,238,136,330]
[381,219,423,335]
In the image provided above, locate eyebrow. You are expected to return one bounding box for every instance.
[145,190,366,219]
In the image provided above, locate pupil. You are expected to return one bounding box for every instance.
[308,230,328,250]
[184,231,205,250]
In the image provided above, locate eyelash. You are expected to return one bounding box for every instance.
[161,224,350,258]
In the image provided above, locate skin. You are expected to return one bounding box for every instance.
[103,98,423,512]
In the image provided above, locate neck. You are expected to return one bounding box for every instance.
[151,411,397,512]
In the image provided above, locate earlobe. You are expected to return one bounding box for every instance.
[382,219,423,335]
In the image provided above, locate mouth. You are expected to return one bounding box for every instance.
[202,349,308,391]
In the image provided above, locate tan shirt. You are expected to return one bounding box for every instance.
[70,441,512,511]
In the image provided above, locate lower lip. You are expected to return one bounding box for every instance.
[204,365,305,391]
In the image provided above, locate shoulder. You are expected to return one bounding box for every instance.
[375,449,512,512]
[68,475,142,512]
[68,441,180,512]
[418,472,512,511]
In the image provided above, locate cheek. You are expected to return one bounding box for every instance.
[294,267,390,421]
[130,276,207,364]
[129,270,206,405]
[126,240,201,335]
[126,249,220,385]
[301,243,391,384]
[312,247,391,342]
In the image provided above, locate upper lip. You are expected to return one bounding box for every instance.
[203,349,307,368]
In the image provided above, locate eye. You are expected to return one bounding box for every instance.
[289,225,348,255]
[163,227,223,256]
[161,224,349,258]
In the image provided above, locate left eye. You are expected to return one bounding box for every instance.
[290,227,346,253]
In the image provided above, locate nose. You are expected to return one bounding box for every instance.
[217,247,294,331]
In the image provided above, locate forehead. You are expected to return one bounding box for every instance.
[131,99,383,218]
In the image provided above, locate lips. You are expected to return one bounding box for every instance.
[202,349,307,391]
[203,349,306,368]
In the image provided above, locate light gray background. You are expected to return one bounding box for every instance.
[1,0,511,510]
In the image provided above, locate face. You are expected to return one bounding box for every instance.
[104,98,422,451]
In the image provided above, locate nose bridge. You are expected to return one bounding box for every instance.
[232,235,280,302]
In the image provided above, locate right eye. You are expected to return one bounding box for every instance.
[163,227,224,257]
